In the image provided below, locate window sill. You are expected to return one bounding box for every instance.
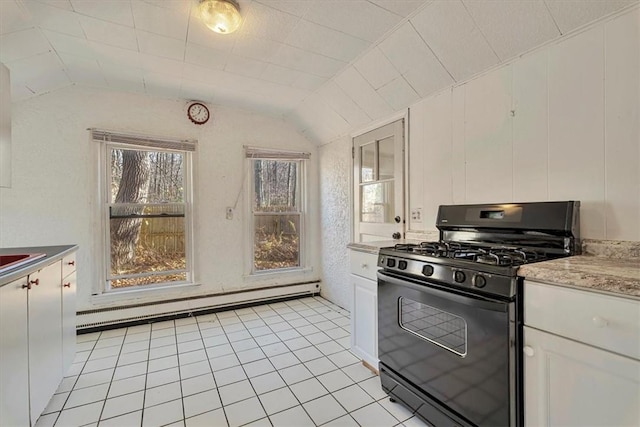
[91,282,201,306]
[243,267,314,281]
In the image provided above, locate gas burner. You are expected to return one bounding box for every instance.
[416,241,450,256]
[394,243,419,251]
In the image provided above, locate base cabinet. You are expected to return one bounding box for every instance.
[524,326,640,426]
[0,277,30,427]
[61,252,77,374]
[351,274,378,367]
[524,280,640,427]
[28,262,64,422]
[0,249,77,426]
[349,249,379,369]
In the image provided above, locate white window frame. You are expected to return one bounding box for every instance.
[94,129,195,293]
[246,147,309,276]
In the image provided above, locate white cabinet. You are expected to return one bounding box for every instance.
[28,261,64,422]
[0,249,78,426]
[524,280,640,426]
[62,253,77,374]
[349,249,379,370]
[0,277,30,427]
[524,327,640,427]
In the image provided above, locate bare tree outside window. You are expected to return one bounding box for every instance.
[252,159,301,271]
[108,147,189,289]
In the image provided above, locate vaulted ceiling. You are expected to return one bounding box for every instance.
[0,0,637,144]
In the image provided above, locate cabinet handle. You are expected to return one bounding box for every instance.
[22,283,31,290]
[523,346,535,357]
[30,278,39,286]
[592,316,608,328]
[63,283,71,288]
[68,261,75,266]
[361,263,368,269]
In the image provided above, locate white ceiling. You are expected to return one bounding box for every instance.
[0,0,637,144]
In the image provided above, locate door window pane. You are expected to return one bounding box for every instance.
[378,136,395,180]
[361,182,395,223]
[360,143,375,183]
[399,297,467,357]
[254,214,300,271]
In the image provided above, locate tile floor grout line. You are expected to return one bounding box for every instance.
[140,320,168,427]
[93,325,133,425]
[196,309,232,427]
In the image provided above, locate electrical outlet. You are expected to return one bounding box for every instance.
[411,208,422,221]
[226,207,233,220]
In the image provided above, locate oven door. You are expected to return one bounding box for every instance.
[378,270,516,427]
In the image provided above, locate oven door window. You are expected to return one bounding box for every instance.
[398,297,467,357]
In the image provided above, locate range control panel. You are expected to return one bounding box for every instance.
[377,254,516,299]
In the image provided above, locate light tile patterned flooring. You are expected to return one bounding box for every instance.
[35,297,429,427]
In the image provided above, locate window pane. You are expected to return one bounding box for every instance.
[360,143,375,183]
[110,148,184,203]
[110,204,186,286]
[360,182,395,223]
[254,214,300,271]
[378,136,394,180]
[253,160,298,212]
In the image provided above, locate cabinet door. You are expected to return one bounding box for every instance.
[524,326,640,427]
[351,274,378,368]
[62,271,77,376]
[28,262,63,422]
[0,276,30,427]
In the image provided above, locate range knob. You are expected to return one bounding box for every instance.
[422,265,434,277]
[387,258,396,268]
[398,260,408,270]
[473,274,487,288]
[453,271,466,283]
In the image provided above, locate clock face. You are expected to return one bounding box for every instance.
[188,102,210,125]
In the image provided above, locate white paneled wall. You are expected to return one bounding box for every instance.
[408,7,639,241]
[604,10,640,241]
[548,26,606,239]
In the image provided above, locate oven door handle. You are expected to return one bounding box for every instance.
[378,271,508,313]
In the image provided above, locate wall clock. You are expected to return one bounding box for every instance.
[187,102,210,125]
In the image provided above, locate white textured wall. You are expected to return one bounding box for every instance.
[0,86,320,311]
[318,135,351,310]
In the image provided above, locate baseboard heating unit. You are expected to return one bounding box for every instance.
[77,281,320,333]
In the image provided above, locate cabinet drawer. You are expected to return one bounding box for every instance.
[349,250,379,281]
[62,253,76,278]
[525,280,640,360]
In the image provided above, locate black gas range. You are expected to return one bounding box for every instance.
[377,201,580,427]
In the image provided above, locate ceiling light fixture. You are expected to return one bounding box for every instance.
[198,0,242,35]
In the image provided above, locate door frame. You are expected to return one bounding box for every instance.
[350,111,408,243]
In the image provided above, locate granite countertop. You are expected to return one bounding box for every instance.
[0,245,78,286]
[519,256,640,300]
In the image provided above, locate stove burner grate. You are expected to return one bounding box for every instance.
[393,241,549,266]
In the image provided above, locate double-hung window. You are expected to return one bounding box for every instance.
[94,129,195,291]
[246,147,309,273]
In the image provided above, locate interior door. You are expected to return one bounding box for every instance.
[353,119,404,242]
